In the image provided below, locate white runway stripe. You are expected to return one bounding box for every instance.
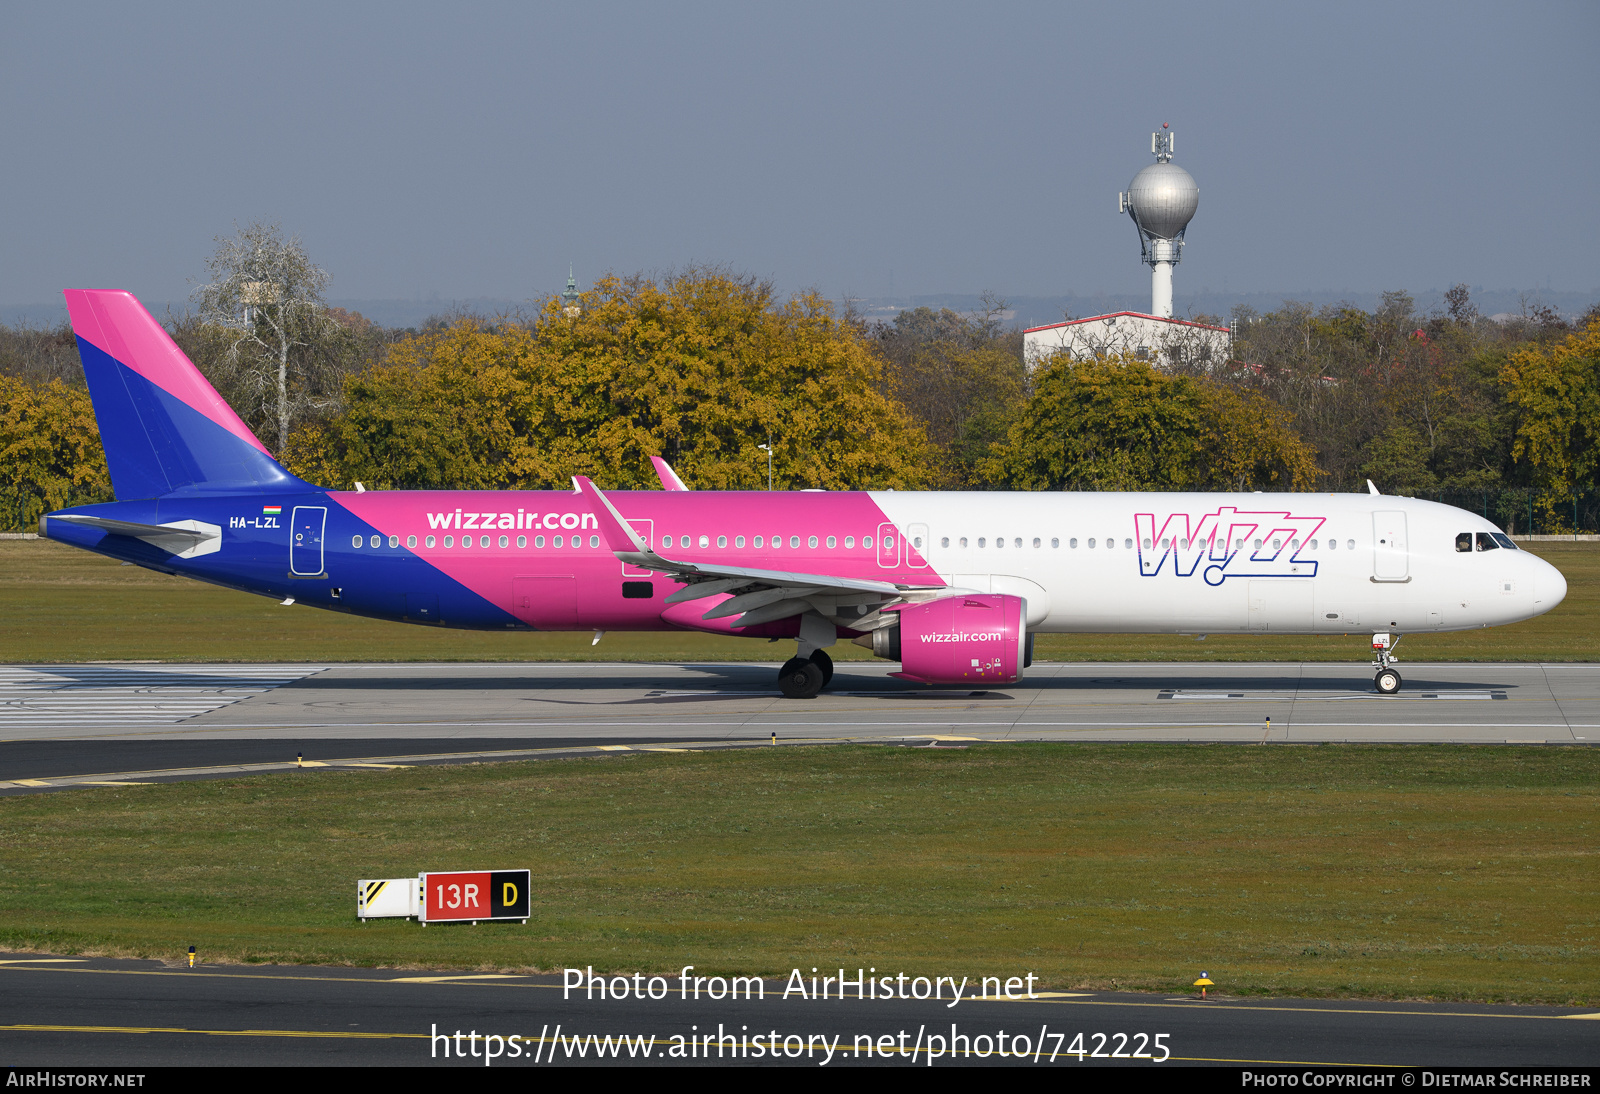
[0,665,322,728]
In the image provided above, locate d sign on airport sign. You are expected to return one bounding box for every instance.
[419,869,531,924]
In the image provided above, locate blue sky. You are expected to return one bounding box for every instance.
[2,1,1595,314]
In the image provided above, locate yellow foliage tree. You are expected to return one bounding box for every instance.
[286,271,938,491]
[981,353,1318,492]
[1501,319,1600,523]
[0,378,114,530]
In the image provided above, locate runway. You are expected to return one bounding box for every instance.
[2,955,1595,1068]
[0,661,1594,791]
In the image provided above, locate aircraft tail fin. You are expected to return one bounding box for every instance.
[63,289,309,499]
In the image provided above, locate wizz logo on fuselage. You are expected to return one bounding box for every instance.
[1134,507,1326,586]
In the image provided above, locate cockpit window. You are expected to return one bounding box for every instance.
[1455,532,1472,553]
[1476,532,1500,552]
[1491,532,1518,550]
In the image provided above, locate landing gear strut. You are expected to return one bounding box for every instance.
[1372,632,1403,695]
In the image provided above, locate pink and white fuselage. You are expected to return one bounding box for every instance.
[335,486,1563,640]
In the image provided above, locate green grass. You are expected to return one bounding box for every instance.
[2,539,1596,662]
[1,744,1595,1003]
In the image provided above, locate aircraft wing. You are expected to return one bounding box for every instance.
[574,476,948,628]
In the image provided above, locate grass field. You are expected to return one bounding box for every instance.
[0,744,1594,1003]
[2,539,1596,662]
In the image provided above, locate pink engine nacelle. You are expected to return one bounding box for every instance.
[871,594,1029,685]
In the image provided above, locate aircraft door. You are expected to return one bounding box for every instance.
[1372,511,1409,581]
[512,575,578,629]
[290,506,326,575]
[876,523,901,568]
[1248,579,1314,631]
[620,519,654,577]
[907,523,930,568]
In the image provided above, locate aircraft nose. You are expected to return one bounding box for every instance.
[1537,556,1568,610]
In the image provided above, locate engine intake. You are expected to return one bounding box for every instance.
[864,594,1028,685]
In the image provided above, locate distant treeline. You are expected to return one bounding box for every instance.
[2,274,1598,534]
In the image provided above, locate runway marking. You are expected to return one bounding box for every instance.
[1,965,1592,1023]
[5,728,1593,793]
[14,719,1600,740]
[0,1023,423,1040]
[0,665,322,729]
[388,974,529,983]
[0,1024,1528,1067]
[0,959,84,965]
[1159,691,1505,702]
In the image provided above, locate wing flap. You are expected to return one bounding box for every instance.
[572,475,948,629]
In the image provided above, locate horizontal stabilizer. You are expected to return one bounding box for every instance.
[46,514,221,559]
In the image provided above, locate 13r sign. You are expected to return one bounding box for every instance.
[419,870,531,924]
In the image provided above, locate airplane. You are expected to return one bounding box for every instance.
[39,290,1567,699]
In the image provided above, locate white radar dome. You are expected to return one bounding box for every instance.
[1126,161,1199,240]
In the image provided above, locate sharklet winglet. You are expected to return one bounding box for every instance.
[650,457,690,491]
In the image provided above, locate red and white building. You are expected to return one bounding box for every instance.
[1023,311,1231,372]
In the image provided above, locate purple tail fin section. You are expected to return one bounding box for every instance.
[63,289,310,499]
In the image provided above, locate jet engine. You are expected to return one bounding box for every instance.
[858,594,1028,685]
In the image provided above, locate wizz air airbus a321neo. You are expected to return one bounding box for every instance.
[41,291,1567,698]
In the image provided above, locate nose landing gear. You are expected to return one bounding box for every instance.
[1372,632,1403,694]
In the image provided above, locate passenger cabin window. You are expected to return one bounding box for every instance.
[1476,532,1500,552]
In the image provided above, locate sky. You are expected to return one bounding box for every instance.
[2,1,1596,316]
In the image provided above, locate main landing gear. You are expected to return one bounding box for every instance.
[1372,632,1403,695]
[778,649,832,700]
[778,612,838,699]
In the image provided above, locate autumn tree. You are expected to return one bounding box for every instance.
[191,221,348,453]
[1501,318,1600,525]
[0,377,113,530]
[0,321,84,387]
[874,297,1027,485]
[981,353,1317,492]
[285,269,938,492]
